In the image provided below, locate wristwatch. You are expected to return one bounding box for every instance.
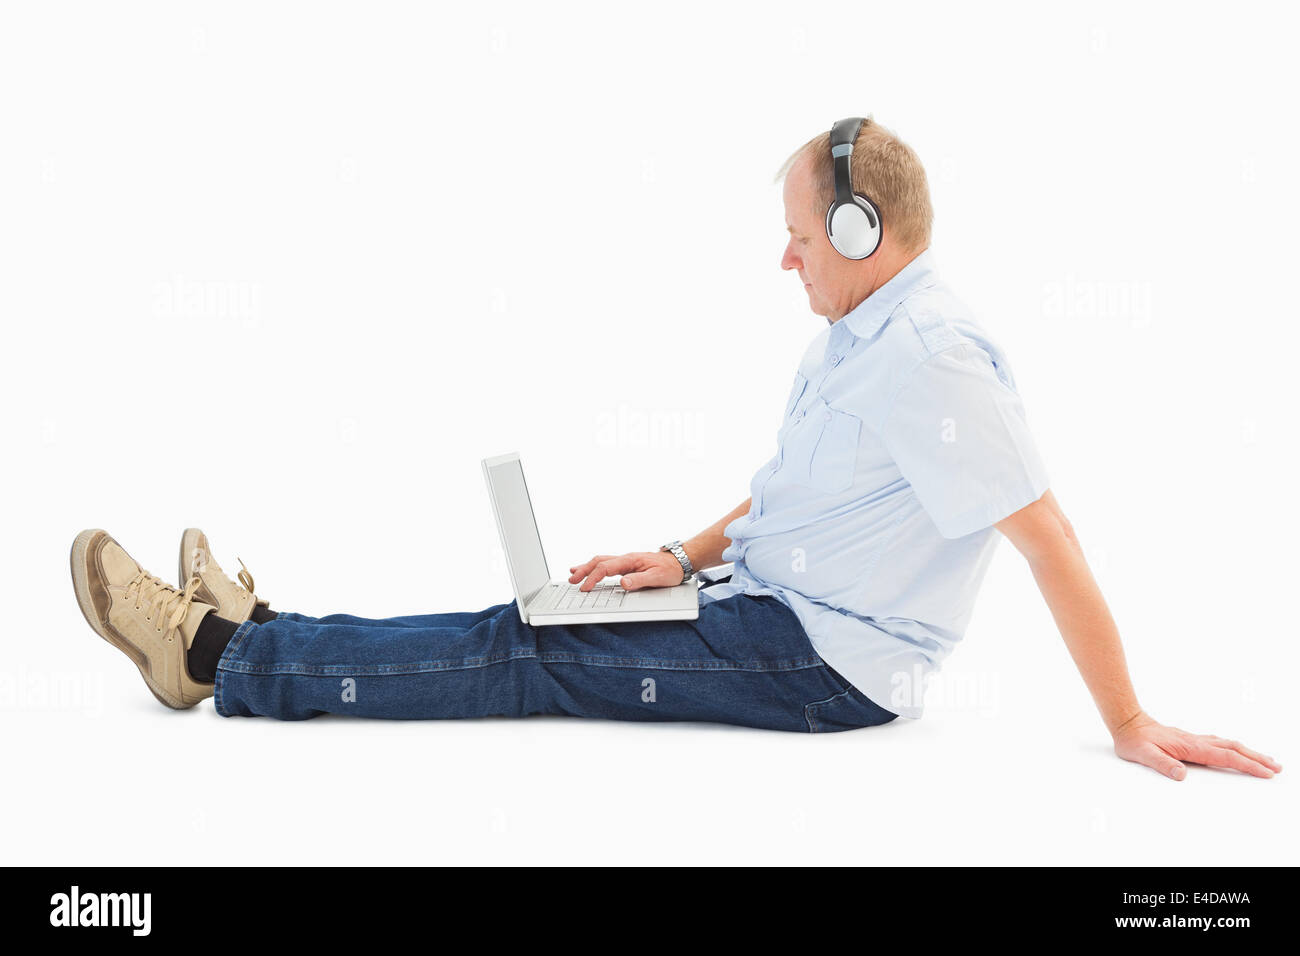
[660,540,695,583]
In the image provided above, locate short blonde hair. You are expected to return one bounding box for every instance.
[775,117,933,253]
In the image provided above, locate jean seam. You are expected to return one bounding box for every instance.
[804,687,853,733]
[213,619,259,717]
[216,651,828,679]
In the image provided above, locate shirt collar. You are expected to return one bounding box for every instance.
[839,248,938,340]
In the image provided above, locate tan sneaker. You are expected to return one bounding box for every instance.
[70,529,216,709]
[178,528,267,625]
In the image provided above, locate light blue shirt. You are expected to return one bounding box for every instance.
[701,250,1050,719]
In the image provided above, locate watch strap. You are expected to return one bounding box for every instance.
[660,540,695,582]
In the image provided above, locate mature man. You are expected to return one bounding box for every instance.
[70,117,1279,781]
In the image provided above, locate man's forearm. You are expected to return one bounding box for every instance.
[681,498,751,571]
[1026,533,1142,735]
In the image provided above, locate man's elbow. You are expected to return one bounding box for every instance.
[996,489,1080,562]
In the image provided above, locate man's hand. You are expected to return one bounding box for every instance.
[568,552,684,592]
[1111,710,1282,781]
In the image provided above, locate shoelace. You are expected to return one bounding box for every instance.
[235,558,256,597]
[125,571,202,642]
[192,547,256,599]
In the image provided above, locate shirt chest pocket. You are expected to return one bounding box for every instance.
[782,393,861,495]
[784,372,809,418]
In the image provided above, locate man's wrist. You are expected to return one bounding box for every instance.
[1109,706,1148,737]
[660,540,695,582]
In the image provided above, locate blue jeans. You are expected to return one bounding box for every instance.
[212,588,897,733]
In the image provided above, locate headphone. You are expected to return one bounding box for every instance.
[825,117,883,260]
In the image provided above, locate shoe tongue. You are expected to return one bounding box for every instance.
[197,550,226,580]
[186,534,218,577]
[100,541,141,581]
[179,602,217,650]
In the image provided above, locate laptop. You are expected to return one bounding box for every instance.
[483,452,700,626]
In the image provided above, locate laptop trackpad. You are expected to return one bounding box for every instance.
[627,582,697,607]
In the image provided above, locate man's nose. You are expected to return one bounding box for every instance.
[781,244,800,271]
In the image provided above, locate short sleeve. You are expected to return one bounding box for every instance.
[880,342,1050,538]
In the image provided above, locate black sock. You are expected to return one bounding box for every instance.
[187,613,241,683]
[249,605,278,625]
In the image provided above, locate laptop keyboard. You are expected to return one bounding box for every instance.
[550,581,627,611]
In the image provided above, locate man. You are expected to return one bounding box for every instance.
[69,117,1280,781]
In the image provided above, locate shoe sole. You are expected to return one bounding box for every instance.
[70,529,190,710]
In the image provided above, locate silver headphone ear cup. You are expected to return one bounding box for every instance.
[826,198,882,260]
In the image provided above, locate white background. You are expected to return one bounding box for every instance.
[2,0,1296,865]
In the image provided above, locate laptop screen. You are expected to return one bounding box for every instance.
[483,454,550,608]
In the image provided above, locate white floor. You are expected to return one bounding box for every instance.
[9,445,1295,866]
[9,562,1293,866]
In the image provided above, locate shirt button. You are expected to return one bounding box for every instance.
[824,410,832,421]
[829,354,841,366]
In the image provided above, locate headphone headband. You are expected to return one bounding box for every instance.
[829,117,865,207]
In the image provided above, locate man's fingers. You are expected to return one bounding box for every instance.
[1196,744,1276,778]
[1136,743,1187,781]
[1124,732,1281,781]
[620,570,664,592]
[1205,736,1282,772]
[580,556,634,591]
[568,555,614,583]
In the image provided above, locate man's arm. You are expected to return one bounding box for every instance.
[995,489,1281,780]
[569,498,751,592]
[681,497,751,572]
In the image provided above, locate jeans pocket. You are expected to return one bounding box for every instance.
[804,667,898,733]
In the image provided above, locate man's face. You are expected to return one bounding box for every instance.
[781,153,870,322]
